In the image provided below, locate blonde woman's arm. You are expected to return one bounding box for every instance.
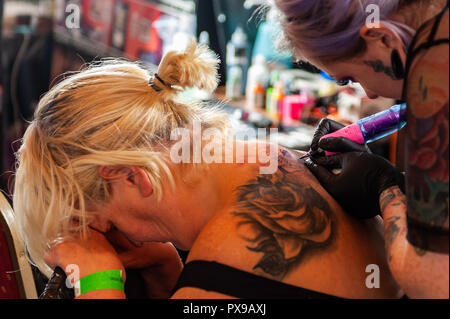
[106,230,183,299]
[44,229,126,299]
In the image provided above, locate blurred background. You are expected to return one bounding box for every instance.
[0,0,403,194]
[0,0,404,299]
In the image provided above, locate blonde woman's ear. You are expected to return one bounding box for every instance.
[98,166,131,180]
[131,167,154,198]
[98,166,153,197]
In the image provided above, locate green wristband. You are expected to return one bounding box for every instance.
[76,270,124,296]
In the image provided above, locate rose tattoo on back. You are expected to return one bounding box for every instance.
[232,153,334,279]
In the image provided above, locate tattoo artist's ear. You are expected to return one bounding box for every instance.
[360,24,407,59]
[98,166,153,197]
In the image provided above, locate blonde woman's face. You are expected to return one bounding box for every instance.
[89,169,176,247]
[91,196,178,248]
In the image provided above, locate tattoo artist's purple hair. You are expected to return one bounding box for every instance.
[273,0,416,61]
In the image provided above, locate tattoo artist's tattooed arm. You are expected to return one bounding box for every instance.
[406,49,449,253]
[381,186,429,258]
[379,14,449,297]
[380,185,449,298]
[384,216,401,262]
[232,149,334,279]
[380,186,410,262]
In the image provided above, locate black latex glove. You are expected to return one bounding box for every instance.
[311,118,371,155]
[39,267,74,299]
[304,152,405,219]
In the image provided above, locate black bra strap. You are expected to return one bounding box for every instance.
[171,260,341,299]
[403,4,449,100]
[427,4,448,43]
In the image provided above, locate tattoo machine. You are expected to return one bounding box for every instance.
[320,103,407,156]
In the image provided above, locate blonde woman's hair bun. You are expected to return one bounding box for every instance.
[155,39,220,98]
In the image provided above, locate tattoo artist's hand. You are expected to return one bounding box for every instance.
[44,228,126,281]
[311,118,371,155]
[304,152,405,219]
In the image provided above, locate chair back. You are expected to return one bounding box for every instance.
[0,192,37,299]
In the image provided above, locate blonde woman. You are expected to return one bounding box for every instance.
[14,42,402,299]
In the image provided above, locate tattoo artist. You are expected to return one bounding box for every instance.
[272,0,449,298]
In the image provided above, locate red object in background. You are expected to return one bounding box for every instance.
[313,108,327,119]
[110,0,130,51]
[124,0,163,64]
[54,0,193,65]
[0,222,21,299]
[82,0,115,47]
[281,94,316,126]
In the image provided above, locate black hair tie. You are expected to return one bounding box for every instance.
[149,73,172,92]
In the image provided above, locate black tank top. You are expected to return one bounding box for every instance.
[171,260,342,299]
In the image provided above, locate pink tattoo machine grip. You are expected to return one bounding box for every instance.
[320,103,407,156]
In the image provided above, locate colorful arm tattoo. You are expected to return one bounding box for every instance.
[405,37,449,254]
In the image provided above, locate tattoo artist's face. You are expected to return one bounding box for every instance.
[307,49,405,100]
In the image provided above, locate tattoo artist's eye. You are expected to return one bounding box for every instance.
[336,77,355,86]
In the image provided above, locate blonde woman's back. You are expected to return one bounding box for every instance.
[173,147,403,299]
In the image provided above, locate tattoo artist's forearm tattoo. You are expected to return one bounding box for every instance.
[232,149,334,279]
[380,191,396,213]
[413,246,428,257]
[380,186,407,213]
[380,187,421,260]
[364,60,399,80]
[385,216,401,263]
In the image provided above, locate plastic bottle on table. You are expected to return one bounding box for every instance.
[226,65,244,100]
[246,55,269,108]
[226,26,250,97]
